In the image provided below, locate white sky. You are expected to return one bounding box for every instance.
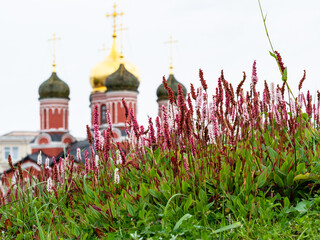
[0,0,319,138]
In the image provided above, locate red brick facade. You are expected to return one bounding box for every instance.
[40,98,69,131]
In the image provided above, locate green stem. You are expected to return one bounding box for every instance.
[258,0,316,136]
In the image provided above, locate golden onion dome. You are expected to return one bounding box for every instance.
[90,36,140,92]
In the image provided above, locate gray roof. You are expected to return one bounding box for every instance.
[30,133,65,144]
[1,139,92,175]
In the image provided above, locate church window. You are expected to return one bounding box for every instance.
[4,147,10,160]
[101,105,106,124]
[12,147,19,160]
[44,109,47,129]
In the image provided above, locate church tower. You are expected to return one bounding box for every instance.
[30,33,74,156]
[156,74,187,116]
[89,4,140,140]
[156,36,186,116]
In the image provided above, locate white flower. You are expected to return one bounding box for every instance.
[47,177,53,192]
[116,150,122,165]
[45,157,50,169]
[114,168,120,184]
[95,155,100,168]
[99,132,104,149]
[37,151,42,165]
[77,148,81,161]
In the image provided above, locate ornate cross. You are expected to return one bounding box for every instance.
[106,3,124,37]
[164,36,178,74]
[48,33,61,71]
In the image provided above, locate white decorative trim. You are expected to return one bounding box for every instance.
[43,128,68,133]
[111,128,122,139]
[30,142,67,149]
[106,91,138,98]
[113,123,125,127]
[34,132,51,145]
[61,133,75,143]
[39,98,69,104]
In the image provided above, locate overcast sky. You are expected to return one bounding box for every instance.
[0,0,319,138]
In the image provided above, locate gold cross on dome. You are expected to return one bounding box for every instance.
[116,24,128,56]
[48,33,61,72]
[164,36,178,74]
[106,3,124,37]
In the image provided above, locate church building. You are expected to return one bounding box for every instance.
[1,3,186,187]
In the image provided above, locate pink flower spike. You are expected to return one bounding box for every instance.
[129,109,140,139]
[106,110,112,129]
[251,60,258,85]
[93,124,100,152]
[93,105,99,125]
[59,157,65,173]
[148,117,156,146]
[84,150,89,175]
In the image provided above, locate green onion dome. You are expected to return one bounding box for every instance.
[156,74,187,101]
[105,63,139,92]
[39,72,70,100]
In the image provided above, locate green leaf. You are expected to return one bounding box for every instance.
[213,222,242,234]
[269,51,276,59]
[274,174,284,187]
[126,203,136,217]
[199,189,207,203]
[282,67,287,82]
[161,182,171,200]
[173,214,192,231]
[184,194,193,211]
[286,171,294,186]
[257,169,268,188]
[294,200,312,213]
[16,233,24,240]
[164,193,183,217]
[294,173,320,181]
[83,176,95,199]
[296,163,306,174]
[246,171,253,194]
[34,207,46,240]
[284,197,290,208]
[140,184,148,198]
[182,181,190,194]
[266,146,277,161]
[149,189,159,198]
[154,148,160,162]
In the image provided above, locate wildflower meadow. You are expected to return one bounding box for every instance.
[1,55,320,239]
[1,2,320,239]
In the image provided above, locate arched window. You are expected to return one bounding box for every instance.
[44,109,47,129]
[101,105,106,124]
